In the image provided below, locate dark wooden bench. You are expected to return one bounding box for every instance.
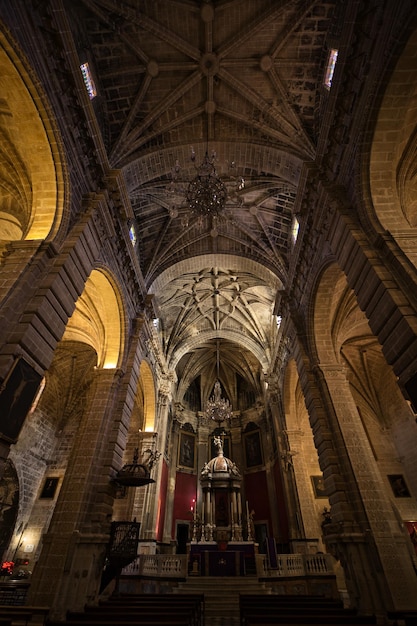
[48,620,195,626]
[247,619,376,626]
[239,595,376,626]
[0,605,49,625]
[58,593,204,626]
[68,610,195,620]
[96,594,204,625]
[242,619,375,625]
[387,611,417,626]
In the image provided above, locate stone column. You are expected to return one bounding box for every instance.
[284,428,321,542]
[317,363,417,614]
[139,376,171,542]
[28,367,124,619]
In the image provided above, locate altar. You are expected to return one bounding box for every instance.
[188,542,256,576]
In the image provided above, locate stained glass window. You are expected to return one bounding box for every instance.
[324,49,338,89]
[80,62,97,99]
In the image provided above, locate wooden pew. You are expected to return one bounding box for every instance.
[0,605,49,625]
[239,594,376,626]
[52,593,204,626]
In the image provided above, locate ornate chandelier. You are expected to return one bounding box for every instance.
[186,152,227,216]
[205,379,232,425]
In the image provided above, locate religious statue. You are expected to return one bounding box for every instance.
[213,434,223,455]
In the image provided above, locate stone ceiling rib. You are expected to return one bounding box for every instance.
[93,0,201,60]
[111,70,202,164]
[68,0,335,393]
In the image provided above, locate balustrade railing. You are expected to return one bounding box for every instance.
[122,554,188,578]
[121,552,333,579]
[257,552,334,578]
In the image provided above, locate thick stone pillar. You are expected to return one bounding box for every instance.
[28,368,123,619]
[317,363,417,614]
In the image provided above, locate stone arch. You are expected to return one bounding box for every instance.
[369,25,417,232]
[170,329,270,373]
[313,264,353,367]
[139,360,156,433]
[62,269,125,369]
[313,264,417,501]
[0,29,65,244]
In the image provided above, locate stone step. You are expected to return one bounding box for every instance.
[175,576,274,625]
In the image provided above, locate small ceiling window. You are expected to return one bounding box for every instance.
[324,48,338,89]
[80,62,97,99]
[129,222,137,247]
[291,216,300,245]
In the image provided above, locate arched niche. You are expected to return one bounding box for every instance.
[139,360,156,433]
[0,29,65,243]
[62,269,125,369]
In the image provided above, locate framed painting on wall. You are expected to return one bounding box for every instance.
[244,430,263,468]
[39,477,59,499]
[0,357,43,442]
[178,431,196,470]
[388,474,411,497]
[311,475,327,498]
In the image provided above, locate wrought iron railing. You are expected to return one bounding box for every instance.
[108,521,140,564]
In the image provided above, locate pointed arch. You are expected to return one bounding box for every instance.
[0,29,65,244]
[62,269,125,369]
[139,360,156,432]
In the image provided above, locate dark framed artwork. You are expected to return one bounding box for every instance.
[39,477,59,499]
[244,430,263,468]
[178,431,196,469]
[0,357,43,442]
[388,474,411,498]
[311,475,327,498]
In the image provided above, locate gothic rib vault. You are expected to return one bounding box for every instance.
[62,0,334,401]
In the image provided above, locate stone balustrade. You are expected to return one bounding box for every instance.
[121,552,334,579]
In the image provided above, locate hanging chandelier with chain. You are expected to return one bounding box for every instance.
[205,379,232,424]
[204,340,232,424]
[186,151,227,216]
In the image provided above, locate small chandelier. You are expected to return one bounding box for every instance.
[205,380,232,425]
[186,151,227,217]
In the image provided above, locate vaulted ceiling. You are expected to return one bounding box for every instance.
[65,0,336,402]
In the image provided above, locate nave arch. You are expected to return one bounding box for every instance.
[1,268,128,566]
[0,29,65,245]
[138,361,157,434]
[313,264,417,523]
[369,24,417,264]
[63,269,125,370]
